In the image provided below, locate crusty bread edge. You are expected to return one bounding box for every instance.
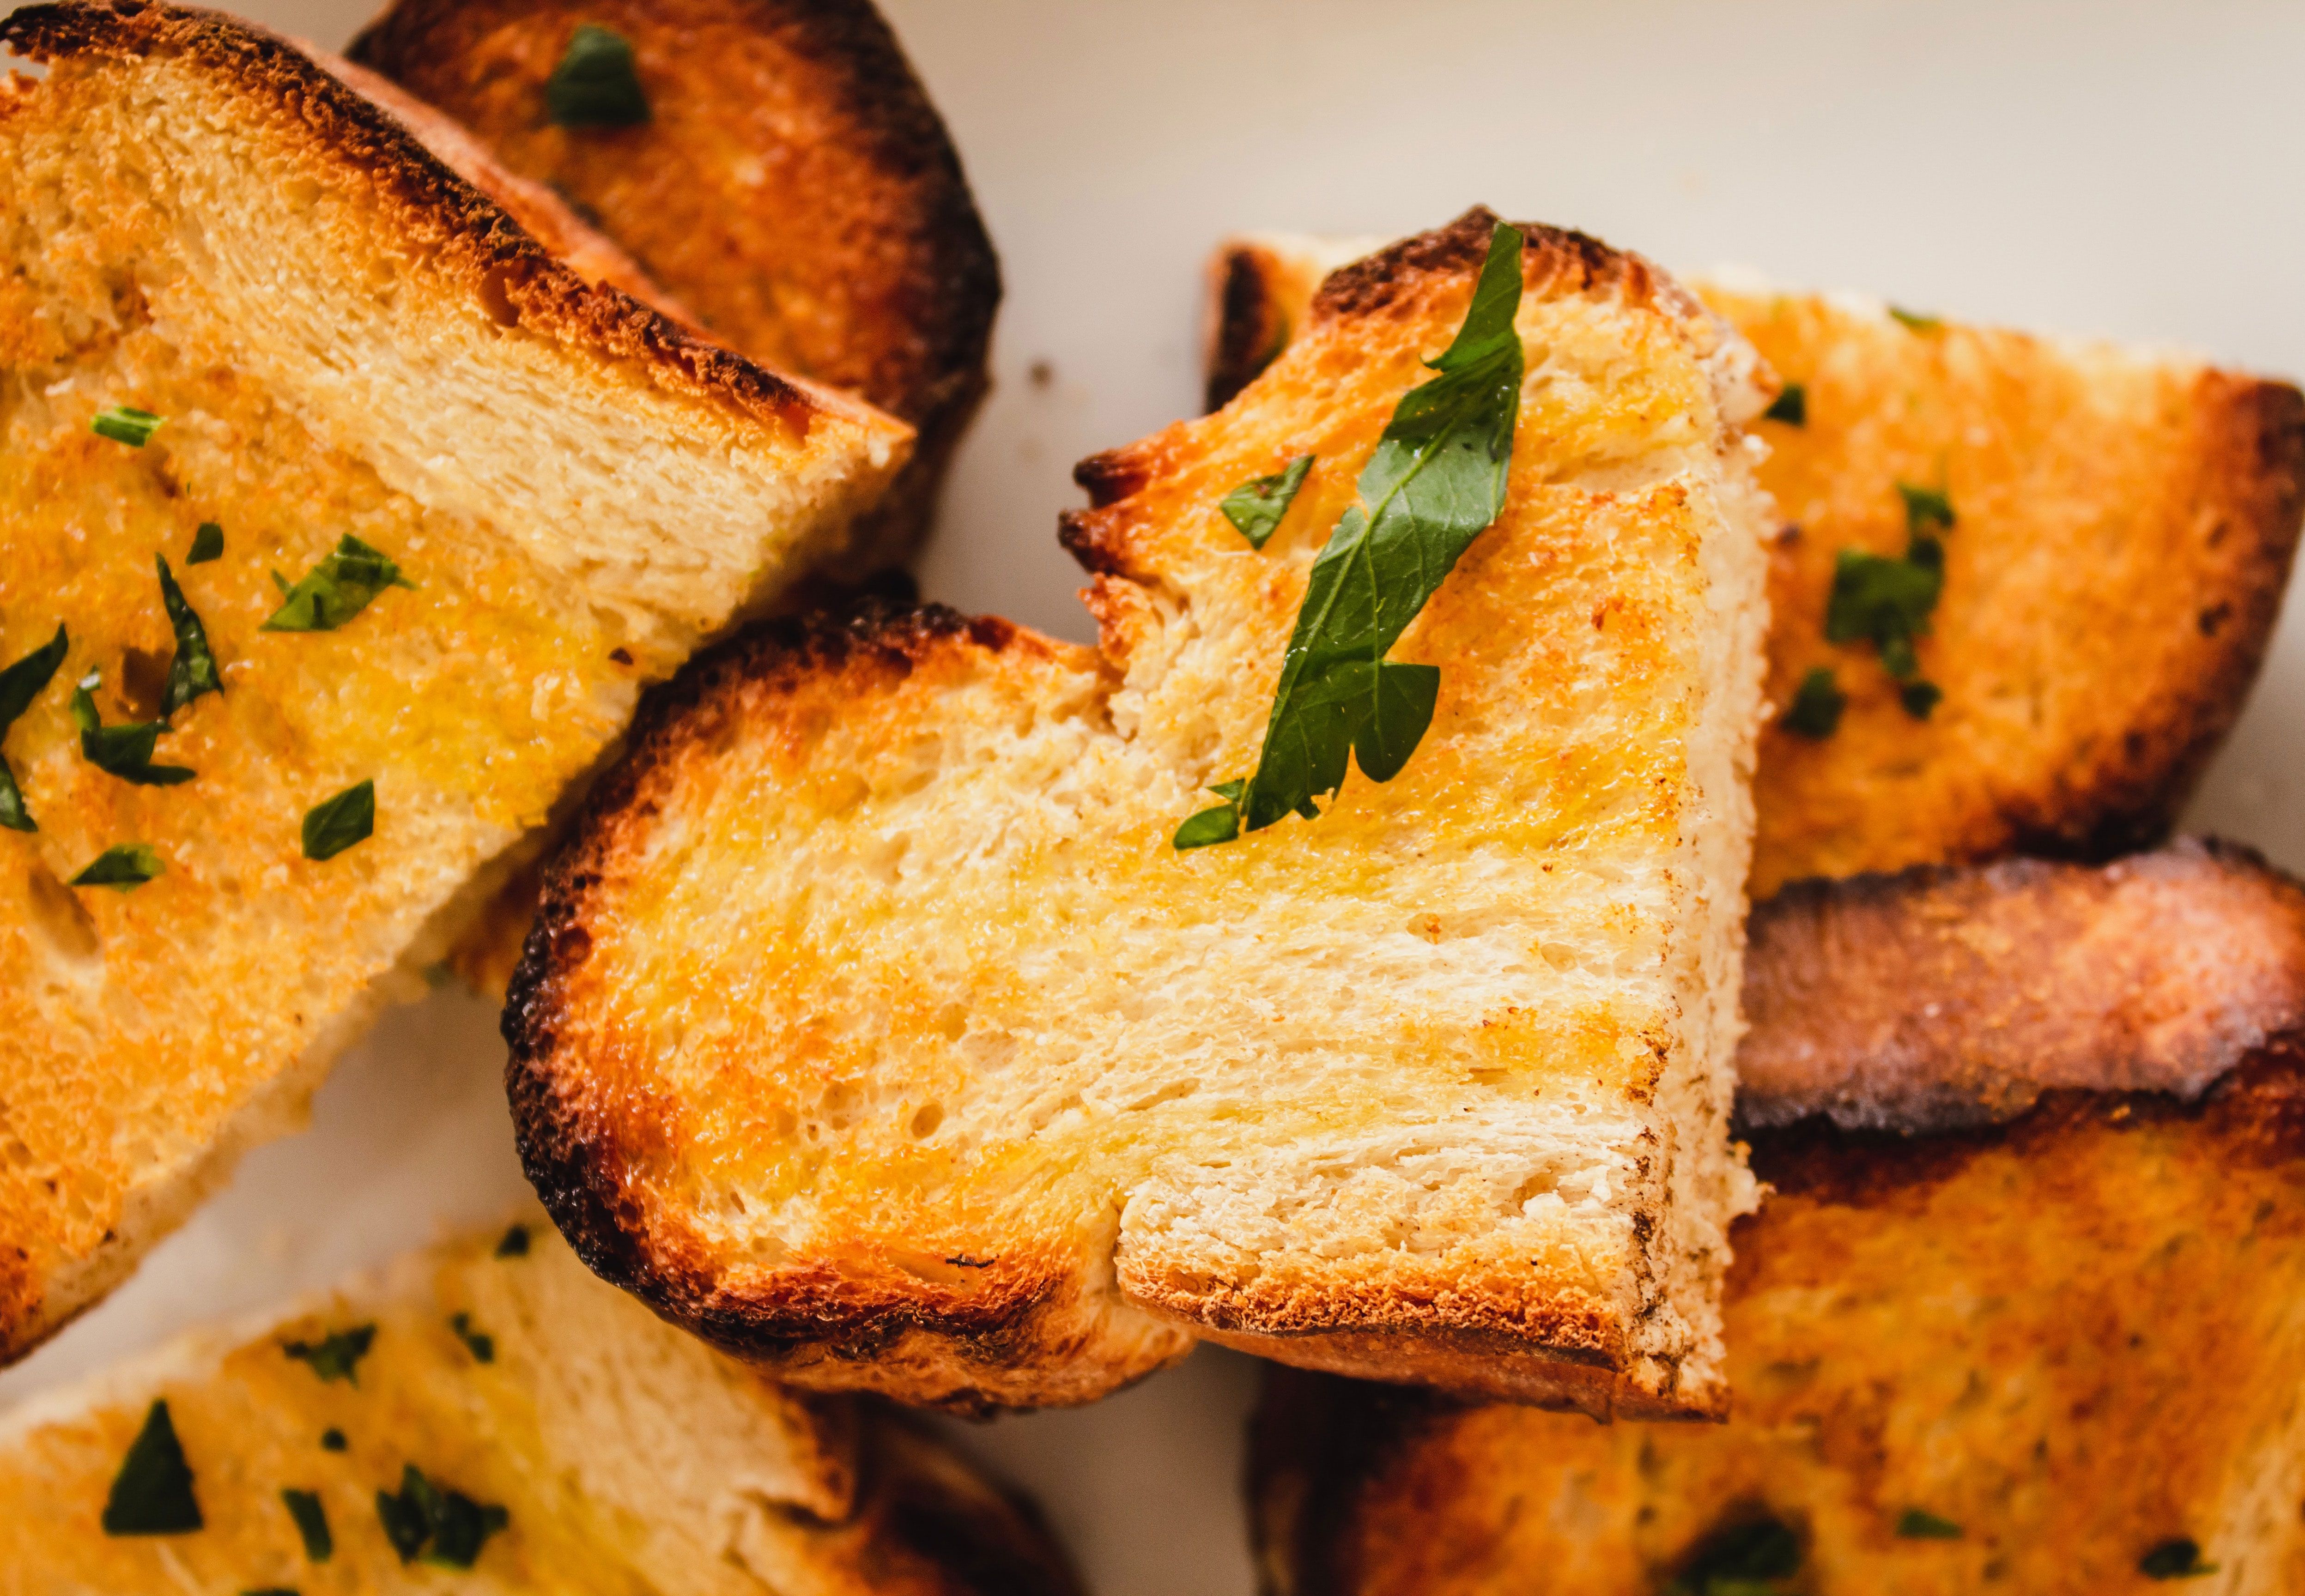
[0,0,906,450]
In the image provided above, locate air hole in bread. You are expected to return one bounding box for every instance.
[909,1102,944,1139]
[474,264,521,329]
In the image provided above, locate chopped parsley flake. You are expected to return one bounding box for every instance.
[1899,679,1943,719]
[0,624,68,832]
[92,406,164,447]
[157,557,223,719]
[71,843,164,891]
[1783,667,1845,739]
[449,1312,496,1364]
[546,24,650,127]
[1895,1507,1961,1539]
[376,1465,510,1569]
[283,1487,333,1561]
[1897,483,1955,536]
[1888,306,1943,333]
[262,537,412,633]
[283,1324,376,1386]
[1762,384,1806,425]
[494,1224,532,1258]
[72,671,194,786]
[302,781,376,862]
[320,1428,348,1452]
[2139,1538,2218,1579]
[188,522,225,564]
[1219,453,1316,549]
[102,1400,202,1535]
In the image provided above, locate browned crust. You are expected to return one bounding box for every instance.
[2001,373,2305,862]
[349,0,997,568]
[1205,242,1295,413]
[2,0,895,445]
[1739,837,2305,1134]
[851,1410,1086,1596]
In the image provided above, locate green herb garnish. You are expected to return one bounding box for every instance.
[188,522,225,564]
[449,1312,495,1364]
[1667,1515,1801,1596]
[71,672,194,786]
[72,843,164,891]
[2139,1538,2218,1579]
[1782,667,1845,739]
[320,1428,348,1452]
[102,1400,202,1535]
[1888,306,1942,333]
[0,623,68,832]
[1896,483,1955,536]
[92,405,164,447]
[546,24,650,127]
[1219,453,1316,550]
[1172,779,1244,851]
[1762,383,1806,426]
[1825,544,1941,679]
[1895,1508,1961,1540]
[157,557,223,719]
[262,537,412,633]
[1178,222,1524,848]
[375,1465,510,1569]
[1899,680,1942,719]
[494,1224,532,1258]
[283,1324,376,1385]
[283,1487,333,1561]
[302,781,376,862]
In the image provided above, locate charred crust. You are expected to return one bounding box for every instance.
[1750,1041,2305,1210]
[1249,1367,1465,1596]
[1072,447,1149,509]
[1206,243,1291,412]
[1056,508,1136,577]
[865,1414,1086,1596]
[1309,205,1674,332]
[4,0,852,440]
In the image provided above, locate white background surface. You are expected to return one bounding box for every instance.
[6,4,2305,1593]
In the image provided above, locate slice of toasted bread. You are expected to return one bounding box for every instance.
[0,1216,1080,1595]
[0,0,910,1367]
[1207,237,2305,898]
[505,209,1775,1417]
[1251,837,2305,1596]
[349,0,1001,576]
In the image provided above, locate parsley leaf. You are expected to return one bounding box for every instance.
[282,1487,333,1561]
[1824,541,1942,680]
[2139,1538,2218,1580]
[1667,1515,1801,1596]
[1220,454,1316,549]
[449,1312,496,1364]
[157,557,223,719]
[283,1324,376,1385]
[187,522,224,564]
[0,624,68,832]
[1888,306,1942,333]
[1782,667,1845,739]
[71,672,194,785]
[493,1224,532,1258]
[92,405,164,447]
[1762,383,1806,426]
[376,1465,510,1569]
[72,843,164,891]
[1187,221,1524,844]
[102,1400,202,1535]
[1173,779,1245,850]
[1899,679,1942,719]
[320,1428,348,1452]
[1895,1508,1961,1540]
[303,781,376,862]
[1897,483,1955,536]
[547,24,651,127]
[262,537,412,633]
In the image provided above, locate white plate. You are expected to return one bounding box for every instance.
[6,4,2304,1592]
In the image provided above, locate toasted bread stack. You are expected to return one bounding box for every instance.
[1253,841,2305,1594]
[7,0,2305,1586]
